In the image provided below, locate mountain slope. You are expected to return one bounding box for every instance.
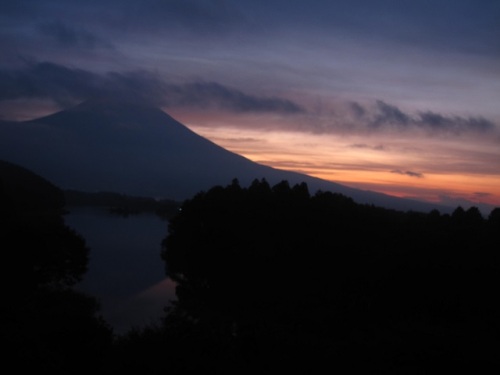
[0,99,449,212]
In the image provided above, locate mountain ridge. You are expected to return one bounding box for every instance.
[0,99,451,213]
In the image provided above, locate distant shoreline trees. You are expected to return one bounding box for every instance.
[155,178,500,373]
[64,189,180,219]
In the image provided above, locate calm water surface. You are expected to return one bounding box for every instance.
[64,207,177,334]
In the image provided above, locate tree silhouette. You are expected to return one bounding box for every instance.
[488,207,500,225]
[0,160,112,375]
[159,179,500,372]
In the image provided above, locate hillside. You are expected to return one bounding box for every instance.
[0,99,450,213]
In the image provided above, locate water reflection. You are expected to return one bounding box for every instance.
[64,207,177,334]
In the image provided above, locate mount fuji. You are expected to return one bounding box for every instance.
[0,99,448,213]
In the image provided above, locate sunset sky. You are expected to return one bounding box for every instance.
[1,0,499,209]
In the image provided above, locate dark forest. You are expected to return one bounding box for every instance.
[2,162,499,374]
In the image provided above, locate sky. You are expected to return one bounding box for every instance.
[1,0,499,209]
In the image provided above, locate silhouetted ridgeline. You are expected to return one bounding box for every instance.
[111,179,500,374]
[0,99,453,213]
[0,159,65,212]
[0,160,112,374]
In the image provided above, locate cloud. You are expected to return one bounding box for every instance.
[3,1,499,58]
[0,61,495,137]
[0,61,98,106]
[76,0,246,36]
[38,21,112,49]
[0,62,169,108]
[350,143,385,151]
[0,62,166,107]
[417,111,495,133]
[350,100,497,135]
[350,102,366,118]
[0,0,244,32]
[165,81,304,114]
[373,100,412,127]
[219,137,262,143]
[473,192,492,198]
[0,61,304,115]
[391,169,424,178]
[145,0,244,32]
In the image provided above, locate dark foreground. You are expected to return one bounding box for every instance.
[2,161,499,374]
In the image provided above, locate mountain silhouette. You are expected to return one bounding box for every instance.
[0,99,448,212]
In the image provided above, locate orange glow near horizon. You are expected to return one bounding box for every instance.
[180,119,500,208]
[4,103,499,209]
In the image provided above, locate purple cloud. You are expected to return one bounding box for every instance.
[391,169,424,178]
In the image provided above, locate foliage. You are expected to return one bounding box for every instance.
[1,160,112,374]
[158,178,500,372]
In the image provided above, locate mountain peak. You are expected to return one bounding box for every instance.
[0,99,452,213]
[34,98,176,125]
[25,99,198,148]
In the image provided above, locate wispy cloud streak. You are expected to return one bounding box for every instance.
[350,143,386,151]
[391,169,424,178]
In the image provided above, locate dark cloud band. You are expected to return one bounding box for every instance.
[0,62,496,138]
[0,62,304,114]
[351,100,496,135]
[166,81,304,114]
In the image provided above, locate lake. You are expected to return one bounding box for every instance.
[64,207,177,334]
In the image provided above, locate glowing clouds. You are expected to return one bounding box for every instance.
[183,121,500,208]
